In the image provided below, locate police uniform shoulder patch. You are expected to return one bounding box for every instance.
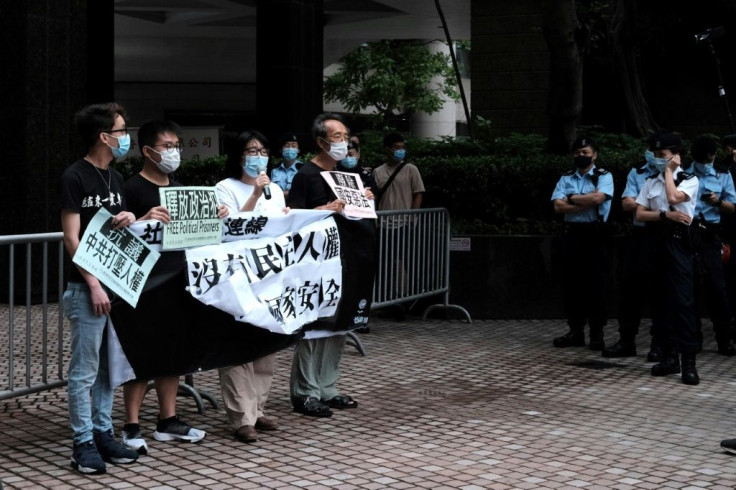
[593,167,610,175]
[563,169,575,176]
[679,171,695,180]
[634,160,648,174]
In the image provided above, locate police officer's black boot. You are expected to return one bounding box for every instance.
[680,352,700,385]
[651,352,680,376]
[602,337,636,357]
[647,339,662,363]
[588,329,605,351]
[553,329,585,348]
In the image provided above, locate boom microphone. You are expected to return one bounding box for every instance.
[258,165,271,200]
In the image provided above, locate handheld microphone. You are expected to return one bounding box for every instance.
[258,166,272,200]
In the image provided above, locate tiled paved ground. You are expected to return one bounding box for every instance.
[1,316,735,489]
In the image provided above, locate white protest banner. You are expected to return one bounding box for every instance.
[185,212,342,335]
[320,171,377,219]
[73,208,160,308]
[159,186,222,250]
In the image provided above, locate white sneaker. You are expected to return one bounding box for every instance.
[122,426,149,455]
[152,416,206,443]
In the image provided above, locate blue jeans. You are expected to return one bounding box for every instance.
[63,282,114,445]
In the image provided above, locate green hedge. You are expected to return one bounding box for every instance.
[119,130,726,235]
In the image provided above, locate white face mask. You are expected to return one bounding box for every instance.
[150,147,181,174]
[323,139,348,161]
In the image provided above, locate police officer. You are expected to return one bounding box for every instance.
[684,135,736,356]
[603,142,662,360]
[634,130,701,385]
[551,138,613,350]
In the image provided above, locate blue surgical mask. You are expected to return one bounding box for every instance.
[644,150,656,169]
[243,155,268,178]
[653,157,669,173]
[694,162,714,174]
[282,147,298,161]
[341,156,358,169]
[108,133,131,159]
[392,149,406,162]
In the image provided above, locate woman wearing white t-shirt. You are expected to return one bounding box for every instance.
[215,130,284,443]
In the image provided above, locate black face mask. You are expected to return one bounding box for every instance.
[574,155,593,169]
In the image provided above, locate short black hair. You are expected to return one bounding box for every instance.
[223,130,269,179]
[723,134,736,148]
[75,102,127,148]
[383,132,404,149]
[137,120,183,156]
[691,135,718,163]
[311,113,344,141]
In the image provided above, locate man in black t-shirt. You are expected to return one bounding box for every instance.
[121,120,227,454]
[60,103,139,474]
[286,113,374,418]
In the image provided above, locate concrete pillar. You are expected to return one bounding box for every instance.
[0,0,110,234]
[256,0,324,147]
[410,41,457,139]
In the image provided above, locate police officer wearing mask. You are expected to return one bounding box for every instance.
[551,138,614,351]
[685,135,736,356]
[270,131,303,198]
[337,139,374,188]
[603,141,663,360]
[634,130,701,385]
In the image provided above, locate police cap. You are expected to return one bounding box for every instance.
[279,131,299,147]
[648,130,681,152]
[571,137,596,152]
[691,135,717,163]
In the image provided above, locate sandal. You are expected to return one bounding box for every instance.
[293,396,333,417]
[323,395,358,409]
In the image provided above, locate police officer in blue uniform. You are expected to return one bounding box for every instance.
[603,143,662,359]
[684,135,736,356]
[634,130,701,385]
[551,138,614,350]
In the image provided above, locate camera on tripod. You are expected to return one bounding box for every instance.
[694,26,725,44]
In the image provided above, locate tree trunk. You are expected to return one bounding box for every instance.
[607,0,656,135]
[543,0,583,155]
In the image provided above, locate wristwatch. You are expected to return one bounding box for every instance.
[659,211,667,221]
[567,193,576,205]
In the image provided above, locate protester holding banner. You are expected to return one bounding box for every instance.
[60,103,139,474]
[215,130,285,443]
[286,113,372,417]
[121,120,213,455]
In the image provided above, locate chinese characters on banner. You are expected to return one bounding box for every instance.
[185,213,342,335]
[159,186,222,250]
[320,171,377,219]
[72,208,160,307]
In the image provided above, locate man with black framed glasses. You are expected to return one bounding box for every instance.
[121,120,227,454]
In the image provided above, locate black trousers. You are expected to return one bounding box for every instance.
[648,225,699,354]
[561,223,608,332]
[692,227,733,345]
[616,227,652,342]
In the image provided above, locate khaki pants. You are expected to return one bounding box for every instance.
[218,353,276,430]
[290,335,346,403]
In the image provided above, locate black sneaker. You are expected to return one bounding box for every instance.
[153,415,206,442]
[94,430,139,464]
[122,423,149,455]
[70,440,106,474]
[721,438,736,455]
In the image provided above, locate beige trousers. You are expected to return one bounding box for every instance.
[218,353,276,430]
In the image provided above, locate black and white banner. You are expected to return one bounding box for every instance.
[109,210,376,385]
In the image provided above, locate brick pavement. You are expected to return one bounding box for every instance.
[1,317,735,489]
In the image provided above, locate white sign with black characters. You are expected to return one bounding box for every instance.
[73,208,160,308]
[321,171,377,219]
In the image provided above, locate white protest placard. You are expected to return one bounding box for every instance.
[159,186,222,250]
[320,171,377,219]
[185,212,342,335]
[73,208,160,308]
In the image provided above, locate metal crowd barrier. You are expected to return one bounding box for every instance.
[0,232,67,401]
[372,208,471,322]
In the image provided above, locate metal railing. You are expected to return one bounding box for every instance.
[0,232,67,400]
[372,208,471,322]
